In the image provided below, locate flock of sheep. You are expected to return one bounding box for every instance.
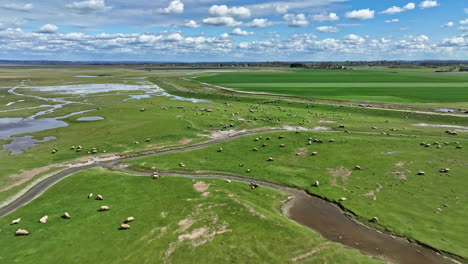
[10,193,135,236]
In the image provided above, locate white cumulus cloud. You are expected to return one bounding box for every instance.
[231,28,254,36]
[246,19,272,28]
[419,0,438,9]
[283,13,309,27]
[209,5,251,19]
[460,19,468,25]
[311,12,339,22]
[203,17,242,27]
[381,3,415,14]
[36,24,59,34]
[66,0,111,14]
[441,22,454,28]
[316,26,339,33]
[345,9,375,20]
[385,19,399,23]
[159,0,184,14]
[275,5,288,14]
[183,20,200,28]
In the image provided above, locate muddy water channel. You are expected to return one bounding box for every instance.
[287,190,456,264]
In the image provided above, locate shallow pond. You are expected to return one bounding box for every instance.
[76,116,104,121]
[1,136,56,155]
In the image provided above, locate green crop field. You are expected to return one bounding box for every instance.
[194,70,468,103]
[0,168,382,264]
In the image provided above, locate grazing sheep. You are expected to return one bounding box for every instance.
[125,217,135,223]
[254,138,260,141]
[239,164,244,167]
[152,171,160,179]
[311,152,318,156]
[456,146,463,149]
[371,127,377,129]
[15,229,29,236]
[354,165,362,170]
[370,217,379,222]
[339,197,347,201]
[279,144,285,148]
[96,195,103,200]
[440,168,450,173]
[266,137,271,140]
[217,147,223,152]
[39,215,48,224]
[63,212,71,219]
[120,224,131,230]
[328,139,335,142]
[246,169,251,173]
[88,193,93,199]
[140,108,145,112]
[51,148,58,154]
[308,141,312,145]
[417,171,426,175]
[225,180,232,183]
[267,157,274,161]
[179,163,186,167]
[134,141,139,145]
[252,148,258,151]
[250,182,259,189]
[339,125,345,128]
[278,136,284,139]
[313,180,319,187]
[262,143,267,147]
[99,206,110,211]
[91,148,98,154]
[420,142,427,146]
[70,146,75,150]
[11,218,21,225]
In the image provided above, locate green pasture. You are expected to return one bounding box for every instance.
[129,131,468,258]
[0,168,382,264]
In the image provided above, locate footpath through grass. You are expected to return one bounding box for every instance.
[0,168,382,264]
[129,131,468,259]
[195,69,468,103]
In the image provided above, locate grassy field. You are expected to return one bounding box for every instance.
[0,168,382,264]
[194,69,468,104]
[0,65,467,263]
[129,130,468,258]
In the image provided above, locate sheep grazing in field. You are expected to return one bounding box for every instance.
[328,139,335,142]
[39,215,48,224]
[134,141,139,145]
[11,218,21,225]
[262,143,267,147]
[217,147,223,152]
[420,142,427,146]
[51,148,58,154]
[254,138,260,141]
[279,144,285,148]
[311,152,318,156]
[145,138,151,142]
[417,171,426,175]
[96,195,103,200]
[70,146,75,150]
[267,157,274,161]
[266,137,271,140]
[99,206,110,211]
[91,148,98,154]
[140,108,145,112]
[339,125,345,128]
[250,182,259,189]
[226,179,232,183]
[252,148,259,152]
[246,169,251,173]
[15,229,29,236]
[278,136,284,139]
[339,197,347,201]
[63,212,71,219]
[440,168,450,173]
[313,180,319,187]
[152,171,160,179]
[371,127,377,129]
[88,193,93,199]
[308,141,312,145]
[120,224,131,230]
[354,165,362,170]
[456,146,463,149]
[239,164,244,167]
[76,145,83,152]
[444,142,450,145]
[370,217,379,222]
[179,163,186,167]
[125,217,135,223]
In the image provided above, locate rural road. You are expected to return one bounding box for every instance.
[0,127,461,264]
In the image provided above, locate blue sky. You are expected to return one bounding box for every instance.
[0,0,466,61]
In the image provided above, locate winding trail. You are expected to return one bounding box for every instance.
[0,127,461,264]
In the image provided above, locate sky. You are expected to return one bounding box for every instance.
[0,0,466,61]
